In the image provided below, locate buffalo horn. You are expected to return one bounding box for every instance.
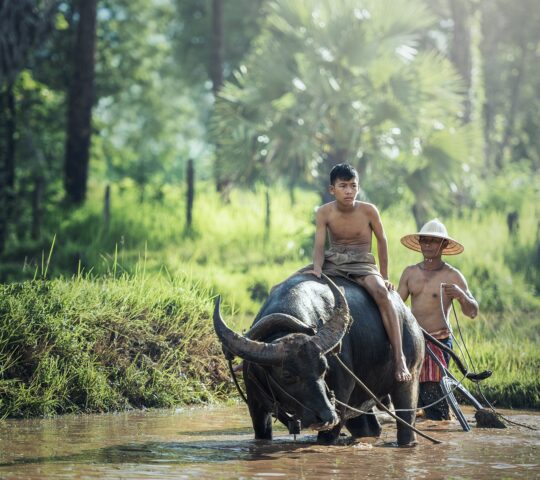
[213,296,285,365]
[246,313,315,341]
[313,274,351,354]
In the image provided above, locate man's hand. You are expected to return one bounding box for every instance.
[384,278,395,291]
[442,283,464,299]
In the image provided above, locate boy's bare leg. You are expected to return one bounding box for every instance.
[356,274,412,382]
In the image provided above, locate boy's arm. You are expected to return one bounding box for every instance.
[368,205,389,280]
[442,271,479,318]
[397,268,411,302]
[309,207,327,277]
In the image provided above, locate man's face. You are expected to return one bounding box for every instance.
[419,236,447,258]
[329,177,359,205]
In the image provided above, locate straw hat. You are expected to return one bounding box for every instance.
[400,218,464,255]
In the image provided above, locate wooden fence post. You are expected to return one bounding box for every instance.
[31,175,45,240]
[186,159,194,230]
[104,184,110,232]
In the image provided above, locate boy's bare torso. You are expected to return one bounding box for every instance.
[403,263,462,333]
[321,201,373,252]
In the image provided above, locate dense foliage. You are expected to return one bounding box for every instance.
[0,275,231,418]
[0,0,538,416]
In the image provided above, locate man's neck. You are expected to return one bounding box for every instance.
[421,258,445,271]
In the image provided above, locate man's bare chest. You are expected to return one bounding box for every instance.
[409,272,446,300]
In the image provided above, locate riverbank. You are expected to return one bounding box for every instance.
[0,275,538,419]
[0,276,232,419]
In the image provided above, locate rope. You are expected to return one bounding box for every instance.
[333,354,442,444]
[448,302,537,431]
[228,359,248,404]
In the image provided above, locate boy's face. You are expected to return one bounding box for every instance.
[329,176,359,205]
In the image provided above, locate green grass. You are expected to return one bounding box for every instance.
[449,312,540,409]
[0,274,233,418]
[0,181,538,415]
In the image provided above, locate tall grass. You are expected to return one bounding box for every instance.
[0,273,232,418]
[1,181,538,414]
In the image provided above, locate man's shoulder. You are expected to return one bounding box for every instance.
[403,263,421,277]
[442,262,462,275]
[442,263,467,280]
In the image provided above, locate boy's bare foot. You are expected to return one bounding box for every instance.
[395,357,412,382]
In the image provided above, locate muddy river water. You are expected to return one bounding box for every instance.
[0,405,538,479]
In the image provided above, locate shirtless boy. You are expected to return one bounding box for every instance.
[308,163,411,382]
[397,219,478,417]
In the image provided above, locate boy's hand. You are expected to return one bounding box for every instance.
[384,279,395,291]
[307,267,322,278]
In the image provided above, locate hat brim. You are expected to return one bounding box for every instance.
[400,233,464,255]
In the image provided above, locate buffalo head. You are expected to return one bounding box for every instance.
[213,275,350,432]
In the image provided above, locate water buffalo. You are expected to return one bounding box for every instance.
[213,273,424,446]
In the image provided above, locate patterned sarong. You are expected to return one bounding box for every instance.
[420,343,447,383]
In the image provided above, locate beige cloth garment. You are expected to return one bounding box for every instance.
[301,245,382,279]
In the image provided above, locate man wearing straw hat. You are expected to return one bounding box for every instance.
[398,219,478,419]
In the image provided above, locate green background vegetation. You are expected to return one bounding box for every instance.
[1,0,539,417]
[1,184,538,417]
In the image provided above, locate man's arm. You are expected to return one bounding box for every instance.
[309,207,327,277]
[397,268,411,302]
[368,205,389,280]
[442,271,479,318]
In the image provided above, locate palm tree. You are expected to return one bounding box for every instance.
[212,0,467,223]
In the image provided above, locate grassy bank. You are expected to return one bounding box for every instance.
[1,182,539,415]
[450,312,539,409]
[0,275,232,419]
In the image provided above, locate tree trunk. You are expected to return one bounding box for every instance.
[63,0,98,205]
[449,0,472,123]
[210,0,224,95]
[103,184,110,232]
[288,178,296,206]
[211,0,228,195]
[264,186,271,238]
[186,159,194,230]
[0,81,16,253]
[31,175,45,241]
[412,202,429,231]
[480,2,498,172]
[493,45,528,171]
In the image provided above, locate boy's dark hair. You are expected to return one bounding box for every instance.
[330,163,358,185]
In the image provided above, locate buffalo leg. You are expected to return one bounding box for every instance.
[346,412,381,438]
[247,400,273,440]
[316,422,342,444]
[392,382,419,447]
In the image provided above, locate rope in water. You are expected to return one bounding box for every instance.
[333,354,442,444]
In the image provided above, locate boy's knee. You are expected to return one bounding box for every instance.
[372,285,391,303]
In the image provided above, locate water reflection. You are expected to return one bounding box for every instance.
[0,405,538,479]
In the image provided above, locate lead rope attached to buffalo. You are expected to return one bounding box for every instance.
[328,367,469,415]
[228,359,312,437]
[332,354,442,444]
[228,359,249,404]
[442,297,537,431]
[230,357,442,442]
